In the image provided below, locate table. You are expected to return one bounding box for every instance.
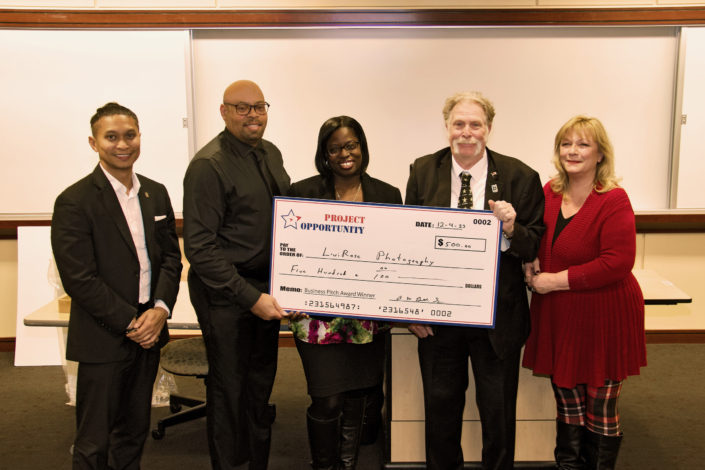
[24,281,293,334]
[24,282,199,331]
[633,269,692,305]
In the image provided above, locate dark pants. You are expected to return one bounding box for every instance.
[73,348,160,470]
[189,271,280,470]
[418,326,521,470]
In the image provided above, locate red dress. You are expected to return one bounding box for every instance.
[522,183,647,389]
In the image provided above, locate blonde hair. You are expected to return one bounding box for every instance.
[550,115,621,195]
[442,91,496,127]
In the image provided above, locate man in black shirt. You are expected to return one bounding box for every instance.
[183,80,291,470]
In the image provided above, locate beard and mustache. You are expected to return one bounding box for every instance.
[451,137,484,159]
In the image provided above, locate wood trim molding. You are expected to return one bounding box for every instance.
[646,331,705,344]
[0,218,184,230]
[0,220,51,229]
[0,338,16,353]
[635,213,705,233]
[636,213,705,224]
[2,8,705,29]
[1,214,704,238]
[0,333,700,356]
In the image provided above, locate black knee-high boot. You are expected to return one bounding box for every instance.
[555,421,587,469]
[360,383,384,446]
[583,430,623,470]
[339,396,366,470]
[307,410,341,470]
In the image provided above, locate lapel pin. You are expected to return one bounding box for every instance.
[491,184,498,193]
[145,192,149,198]
[491,171,497,177]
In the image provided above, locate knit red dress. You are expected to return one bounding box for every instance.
[522,183,647,389]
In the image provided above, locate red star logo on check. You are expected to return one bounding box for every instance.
[281,209,302,229]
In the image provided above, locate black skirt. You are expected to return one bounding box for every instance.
[295,332,387,397]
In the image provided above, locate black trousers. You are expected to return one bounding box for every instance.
[73,347,160,470]
[418,326,521,470]
[189,272,280,470]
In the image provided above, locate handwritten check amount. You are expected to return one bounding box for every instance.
[270,197,502,327]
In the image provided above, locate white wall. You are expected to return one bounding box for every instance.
[193,27,676,210]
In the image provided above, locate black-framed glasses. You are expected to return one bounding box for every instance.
[224,102,270,116]
[327,140,359,156]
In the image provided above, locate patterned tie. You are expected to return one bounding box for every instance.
[458,173,473,209]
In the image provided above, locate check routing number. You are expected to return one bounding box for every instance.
[270,198,502,327]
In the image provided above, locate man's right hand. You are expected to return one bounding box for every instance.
[408,323,434,338]
[250,293,285,321]
[523,258,540,284]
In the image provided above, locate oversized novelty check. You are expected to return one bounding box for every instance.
[269,198,502,327]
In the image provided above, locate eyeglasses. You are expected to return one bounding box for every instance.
[327,140,360,156]
[224,102,270,116]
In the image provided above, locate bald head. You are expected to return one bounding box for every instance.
[223,80,261,102]
[220,80,268,146]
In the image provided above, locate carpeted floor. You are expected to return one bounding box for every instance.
[0,344,702,469]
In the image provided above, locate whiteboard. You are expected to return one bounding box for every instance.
[193,27,677,210]
[677,27,705,209]
[0,30,191,215]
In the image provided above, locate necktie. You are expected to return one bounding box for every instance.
[458,173,473,209]
[252,148,281,197]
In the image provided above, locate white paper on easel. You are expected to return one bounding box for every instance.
[15,226,62,366]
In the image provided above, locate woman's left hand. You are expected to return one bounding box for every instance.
[284,311,310,321]
[527,273,551,294]
[527,270,570,295]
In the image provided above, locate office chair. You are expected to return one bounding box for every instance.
[151,337,208,439]
[152,336,277,440]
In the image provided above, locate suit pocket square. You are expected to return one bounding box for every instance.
[154,215,167,222]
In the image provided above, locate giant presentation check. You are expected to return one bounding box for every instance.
[269,198,502,327]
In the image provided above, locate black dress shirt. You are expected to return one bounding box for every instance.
[183,128,290,311]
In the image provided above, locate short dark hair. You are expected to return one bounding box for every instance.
[314,116,370,178]
[90,102,139,136]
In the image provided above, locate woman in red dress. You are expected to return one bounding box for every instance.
[523,116,647,470]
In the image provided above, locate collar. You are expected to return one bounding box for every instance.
[322,172,369,196]
[99,163,140,197]
[451,148,488,182]
[222,127,266,158]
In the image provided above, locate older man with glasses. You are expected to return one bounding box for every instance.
[183,80,291,470]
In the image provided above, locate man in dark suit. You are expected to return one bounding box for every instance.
[405,92,545,470]
[183,80,290,470]
[51,102,182,470]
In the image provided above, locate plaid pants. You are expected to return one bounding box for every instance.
[552,380,622,436]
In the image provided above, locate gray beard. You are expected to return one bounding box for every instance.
[452,139,483,159]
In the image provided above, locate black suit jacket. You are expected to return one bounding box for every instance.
[287,172,403,205]
[51,164,182,364]
[405,148,545,359]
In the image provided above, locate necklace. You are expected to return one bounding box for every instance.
[336,183,362,202]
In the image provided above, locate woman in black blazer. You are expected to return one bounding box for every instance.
[288,116,402,470]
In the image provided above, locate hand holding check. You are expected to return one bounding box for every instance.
[488,200,516,238]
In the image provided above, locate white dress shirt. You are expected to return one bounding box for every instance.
[100,164,169,315]
[450,150,510,251]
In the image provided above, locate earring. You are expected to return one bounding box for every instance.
[324,159,330,167]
